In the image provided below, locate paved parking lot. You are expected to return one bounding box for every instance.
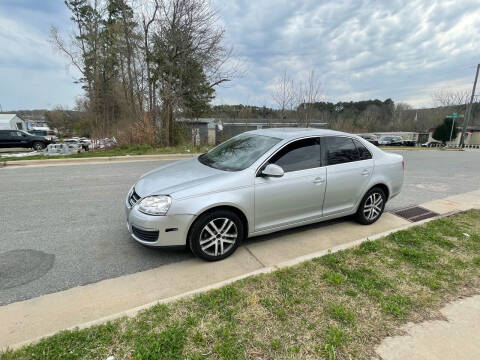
[0,150,479,305]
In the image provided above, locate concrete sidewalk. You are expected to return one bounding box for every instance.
[1,189,479,350]
[376,295,480,360]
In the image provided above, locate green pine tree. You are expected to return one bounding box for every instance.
[433,118,458,144]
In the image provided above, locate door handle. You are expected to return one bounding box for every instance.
[361,169,370,176]
[313,177,325,184]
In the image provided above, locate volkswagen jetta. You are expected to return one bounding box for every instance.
[126,128,404,261]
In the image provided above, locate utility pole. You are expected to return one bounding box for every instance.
[449,118,455,142]
[459,63,480,147]
[446,112,463,144]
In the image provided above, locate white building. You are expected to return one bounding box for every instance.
[0,114,26,130]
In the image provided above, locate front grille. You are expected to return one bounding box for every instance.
[129,189,141,207]
[131,226,159,242]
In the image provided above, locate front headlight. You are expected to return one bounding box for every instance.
[137,195,171,216]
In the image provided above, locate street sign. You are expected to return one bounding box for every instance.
[446,112,464,119]
[445,113,463,142]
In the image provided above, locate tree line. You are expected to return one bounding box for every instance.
[51,0,231,145]
[208,100,479,134]
[39,97,479,139]
[48,2,479,141]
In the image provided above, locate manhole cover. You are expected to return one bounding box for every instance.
[0,249,55,290]
[392,206,439,222]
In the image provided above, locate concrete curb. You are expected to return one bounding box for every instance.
[6,208,465,351]
[0,153,198,168]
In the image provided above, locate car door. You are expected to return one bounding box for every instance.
[254,137,326,231]
[322,136,374,216]
[0,131,10,148]
[9,131,29,148]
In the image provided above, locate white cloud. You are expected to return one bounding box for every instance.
[1,0,479,110]
[213,0,480,109]
[0,9,81,109]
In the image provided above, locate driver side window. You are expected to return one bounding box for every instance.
[268,137,321,173]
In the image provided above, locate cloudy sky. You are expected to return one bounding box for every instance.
[0,0,479,110]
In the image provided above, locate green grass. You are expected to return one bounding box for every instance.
[2,210,480,360]
[1,144,210,162]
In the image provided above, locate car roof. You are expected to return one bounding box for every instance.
[245,127,353,140]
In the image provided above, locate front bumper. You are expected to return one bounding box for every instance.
[125,201,194,247]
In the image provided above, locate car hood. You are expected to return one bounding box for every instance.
[134,157,235,198]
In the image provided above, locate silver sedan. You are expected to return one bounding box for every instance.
[126,128,404,261]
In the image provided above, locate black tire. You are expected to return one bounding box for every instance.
[32,142,46,151]
[355,187,386,225]
[188,209,244,261]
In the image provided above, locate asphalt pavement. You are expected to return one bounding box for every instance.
[0,150,479,305]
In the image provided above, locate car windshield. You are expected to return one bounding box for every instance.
[199,133,281,171]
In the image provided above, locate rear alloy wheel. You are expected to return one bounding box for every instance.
[189,210,244,261]
[32,142,46,151]
[356,187,386,225]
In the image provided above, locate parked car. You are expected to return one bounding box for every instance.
[0,130,54,150]
[378,136,403,146]
[402,140,416,147]
[29,129,58,142]
[125,129,404,261]
[421,141,443,148]
[359,134,379,146]
[63,138,91,152]
[79,137,92,150]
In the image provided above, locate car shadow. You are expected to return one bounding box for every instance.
[243,215,354,246]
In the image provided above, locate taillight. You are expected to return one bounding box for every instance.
[402,160,405,170]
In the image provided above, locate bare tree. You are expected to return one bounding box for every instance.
[432,89,470,108]
[139,0,160,115]
[430,89,470,132]
[392,102,413,130]
[294,70,324,126]
[50,0,233,143]
[271,69,294,119]
[49,26,85,77]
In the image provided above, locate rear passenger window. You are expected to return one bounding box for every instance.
[326,137,359,165]
[354,140,372,160]
[269,137,321,172]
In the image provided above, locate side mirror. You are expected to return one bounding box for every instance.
[261,164,284,177]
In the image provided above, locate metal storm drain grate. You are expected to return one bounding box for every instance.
[392,206,439,222]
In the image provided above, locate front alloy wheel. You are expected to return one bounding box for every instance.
[199,218,238,257]
[356,187,386,225]
[189,210,244,261]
